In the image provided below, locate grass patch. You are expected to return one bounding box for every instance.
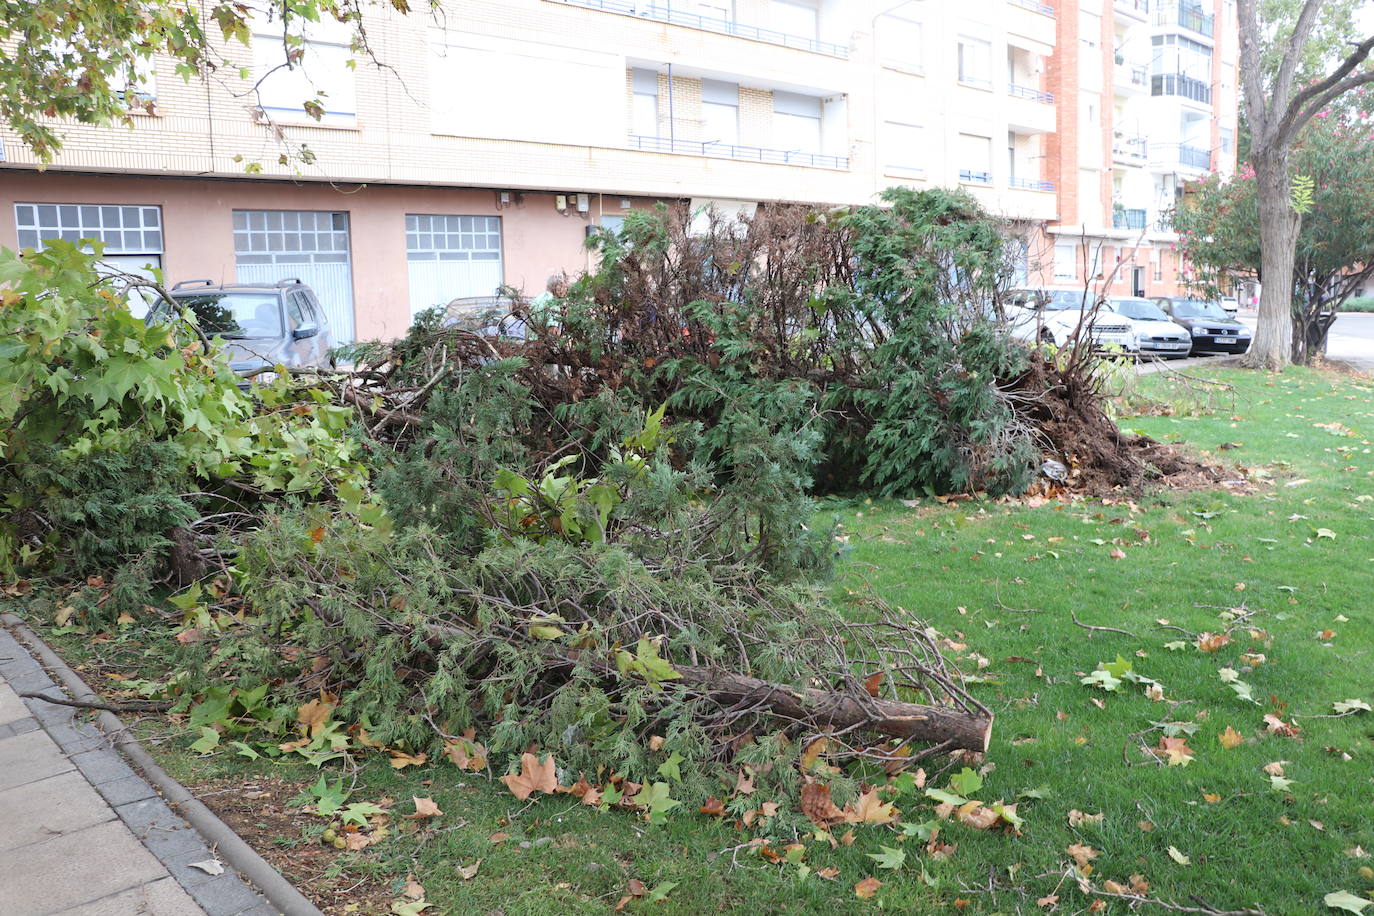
[17,366,1374,914]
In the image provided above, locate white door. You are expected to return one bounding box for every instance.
[405,214,503,316]
[232,210,355,343]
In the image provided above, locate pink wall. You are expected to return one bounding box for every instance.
[0,170,662,341]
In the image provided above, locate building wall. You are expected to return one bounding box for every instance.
[0,0,1241,336]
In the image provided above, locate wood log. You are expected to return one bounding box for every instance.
[669,664,992,753]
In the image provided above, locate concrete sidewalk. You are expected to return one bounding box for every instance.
[0,625,273,916]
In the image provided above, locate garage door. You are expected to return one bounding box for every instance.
[405,214,503,316]
[233,210,355,343]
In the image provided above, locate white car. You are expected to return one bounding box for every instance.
[1105,297,1193,358]
[1004,288,1134,349]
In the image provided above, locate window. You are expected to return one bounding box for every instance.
[15,202,163,253]
[701,79,739,147]
[882,121,924,177]
[1054,242,1079,283]
[632,68,659,137]
[957,133,992,184]
[771,0,818,38]
[879,13,923,70]
[252,19,357,125]
[773,91,822,153]
[405,214,503,316]
[1220,127,1234,154]
[232,209,355,341]
[1083,91,1099,126]
[958,36,992,89]
[1153,251,1163,281]
[1079,10,1101,49]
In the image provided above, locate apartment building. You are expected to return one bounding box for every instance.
[1037,0,1238,296]
[0,0,1235,342]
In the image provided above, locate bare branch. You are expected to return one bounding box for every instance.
[1272,0,1331,120]
[1274,34,1374,146]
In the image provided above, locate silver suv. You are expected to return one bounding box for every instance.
[150,279,336,377]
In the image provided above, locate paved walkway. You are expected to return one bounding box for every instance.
[0,625,273,916]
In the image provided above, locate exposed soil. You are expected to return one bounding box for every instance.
[189,776,394,916]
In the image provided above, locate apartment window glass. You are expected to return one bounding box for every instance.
[15,202,163,254]
[1220,127,1234,154]
[631,69,659,137]
[771,0,818,39]
[405,214,503,316]
[882,121,924,176]
[252,19,357,124]
[1078,10,1101,49]
[957,36,992,88]
[701,79,739,147]
[773,91,822,153]
[1054,242,1079,283]
[233,209,355,341]
[957,133,992,184]
[879,14,923,69]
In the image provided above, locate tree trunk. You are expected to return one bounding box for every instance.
[670,664,993,753]
[1243,151,1302,370]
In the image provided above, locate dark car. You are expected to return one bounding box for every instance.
[149,279,336,378]
[1151,297,1252,355]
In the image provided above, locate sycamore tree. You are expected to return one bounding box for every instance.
[0,0,418,162]
[1174,99,1374,364]
[1237,0,1374,369]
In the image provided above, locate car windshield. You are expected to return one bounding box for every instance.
[1110,298,1170,321]
[171,293,282,338]
[1171,299,1229,319]
[1042,290,1094,311]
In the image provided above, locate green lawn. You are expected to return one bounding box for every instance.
[26,366,1374,914]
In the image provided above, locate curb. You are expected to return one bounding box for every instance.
[1,612,326,916]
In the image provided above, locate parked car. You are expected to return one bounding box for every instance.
[1004,288,1134,350]
[148,279,336,377]
[1219,296,1240,316]
[1104,296,1193,358]
[1151,297,1252,354]
[441,295,528,338]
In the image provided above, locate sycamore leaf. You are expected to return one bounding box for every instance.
[389,751,427,769]
[1157,736,1195,766]
[187,859,225,876]
[1315,528,1338,540]
[924,787,970,806]
[656,751,685,783]
[1333,699,1371,715]
[309,776,349,816]
[339,802,386,827]
[456,860,481,880]
[1067,843,1098,870]
[408,797,443,819]
[631,781,680,825]
[1081,668,1122,692]
[501,752,558,801]
[868,845,907,870]
[845,787,898,824]
[1324,890,1372,913]
[1218,726,1244,749]
[1270,774,1295,792]
[189,727,220,755]
[647,881,678,904]
[296,692,337,737]
[1068,810,1105,828]
[855,877,883,899]
[1167,846,1191,865]
[948,767,983,798]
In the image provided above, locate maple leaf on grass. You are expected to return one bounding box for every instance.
[1067,843,1098,872]
[407,797,442,819]
[1324,890,1373,914]
[1154,736,1195,766]
[845,787,898,825]
[1264,713,1299,737]
[801,783,846,825]
[854,877,883,899]
[501,752,559,801]
[1218,726,1243,749]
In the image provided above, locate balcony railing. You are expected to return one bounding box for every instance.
[1116,63,1149,87]
[959,169,993,185]
[1008,82,1055,104]
[628,134,849,170]
[545,0,849,57]
[1151,143,1211,170]
[1008,0,1055,16]
[1113,208,1147,229]
[1151,72,1212,104]
[1115,0,1149,15]
[1113,134,1148,160]
[1009,177,1056,192]
[1154,2,1214,37]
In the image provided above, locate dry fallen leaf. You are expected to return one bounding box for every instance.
[801,783,846,825]
[296,692,337,737]
[1068,810,1105,828]
[845,787,898,825]
[403,877,426,899]
[187,859,225,876]
[408,796,443,819]
[699,796,726,817]
[1037,894,1059,909]
[815,866,840,880]
[389,751,427,770]
[854,877,883,899]
[1263,760,1288,777]
[1067,843,1098,872]
[1218,726,1244,749]
[488,831,510,844]
[1264,714,1299,737]
[1196,632,1231,653]
[456,860,481,880]
[501,753,558,801]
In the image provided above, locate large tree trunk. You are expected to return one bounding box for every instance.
[1243,151,1302,370]
[670,664,993,753]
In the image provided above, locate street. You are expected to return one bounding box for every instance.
[1141,312,1374,374]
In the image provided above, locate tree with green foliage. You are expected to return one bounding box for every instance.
[1236,0,1374,369]
[1174,96,1374,364]
[0,0,417,161]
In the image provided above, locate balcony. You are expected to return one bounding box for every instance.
[959,168,993,186]
[1112,134,1149,164]
[1009,177,1055,192]
[1150,142,1211,172]
[1007,83,1057,133]
[1153,2,1214,38]
[1151,72,1212,104]
[627,134,849,170]
[1005,0,1057,46]
[1114,0,1149,20]
[1114,62,1149,93]
[1112,207,1147,230]
[544,0,849,58]
[1008,0,1054,15]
